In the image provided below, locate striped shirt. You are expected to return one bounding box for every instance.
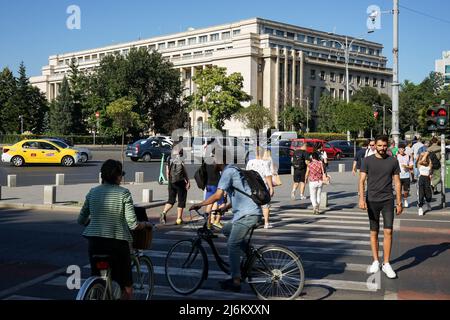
[78,184,138,243]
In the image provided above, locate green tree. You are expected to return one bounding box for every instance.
[279,105,305,131]
[68,60,88,134]
[106,97,142,166]
[334,101,375,136]
[0,67,17,133]
[350,87,381,107]
[49,77,74,135]
[235,104,273,132]
[192,66,251,129]
[317,94,339,132]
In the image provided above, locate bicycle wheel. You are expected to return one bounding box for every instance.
[131,255,155,300]
[247,245,305,300]
[77,277,111,300]
[165,239,208,295]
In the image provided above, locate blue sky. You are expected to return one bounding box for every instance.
[0,0,448,84]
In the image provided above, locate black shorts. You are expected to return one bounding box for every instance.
[167,180,187,208]
[400,178,411,193]
[294,169,306,183]
[367,199,395,232]
[87,237,132,289]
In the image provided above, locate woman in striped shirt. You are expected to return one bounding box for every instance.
[78,160,151,300]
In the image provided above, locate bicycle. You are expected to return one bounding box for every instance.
[165,210,305,300]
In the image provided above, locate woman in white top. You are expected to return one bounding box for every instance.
[246,146,274,229]
[417,152,433,216]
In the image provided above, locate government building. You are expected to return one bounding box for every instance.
[30,18,393,136]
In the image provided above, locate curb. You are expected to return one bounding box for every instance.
[0,201,166,213]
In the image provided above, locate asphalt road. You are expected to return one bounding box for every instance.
[0,149,355,187]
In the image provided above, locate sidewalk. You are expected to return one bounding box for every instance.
[1,171,450,215]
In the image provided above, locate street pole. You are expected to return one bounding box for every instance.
[345,37,350,104]
[391,0,400,146]
[306,97,309,133]
[441,134,446,208]
[383,105,386,135]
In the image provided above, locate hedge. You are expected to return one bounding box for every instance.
[301,133,348,141]
[0,134,125,145]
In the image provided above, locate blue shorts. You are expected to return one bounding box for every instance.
[205,185,225,205]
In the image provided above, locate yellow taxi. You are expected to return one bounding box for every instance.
[1,139,80,167]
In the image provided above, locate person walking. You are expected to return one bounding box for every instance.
[204,151,226,229]
[78,160,152,300]
[359,135,403,279]
[396,144,414,208]
[189,148,263,292]
[246,146,274,229]
[305,152,326,215]
[160,144,190,225]
[352,140,369,176]
[412,137,425,182]
[291,143,310,200]
[417,152,433,216]
[427,137,442,195]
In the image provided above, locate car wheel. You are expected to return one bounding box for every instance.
[130,157,139,162]
[80,153,88,163]
[143,153,152,162]
[62,156,75,167]
[335,153,342,161]
[11,156,25,167]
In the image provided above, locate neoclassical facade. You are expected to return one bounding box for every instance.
[31,17,393,136]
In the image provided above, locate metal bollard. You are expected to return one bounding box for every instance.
[142,189,153,203]
[135,172,144,184]
[320,192,328,208]
[56,174,65,186]
[338,164,346,173]
[7,175,16,188]
[44,186,56,205]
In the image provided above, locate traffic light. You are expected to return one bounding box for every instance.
[436,104,448,130]
[426,107,437,132]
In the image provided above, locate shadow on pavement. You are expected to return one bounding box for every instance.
[392,242,450,273]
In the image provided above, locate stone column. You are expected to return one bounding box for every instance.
[284,49,289,106]
[299,51,305,104]
[292,50,297,106]
[274,48,280,127]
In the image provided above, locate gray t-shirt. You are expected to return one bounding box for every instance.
[361,155,400,202]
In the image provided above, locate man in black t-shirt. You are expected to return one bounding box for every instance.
[359,135,402,280]
[291,144,310,200]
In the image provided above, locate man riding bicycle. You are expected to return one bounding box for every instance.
[190,148,263,292]
[78,160,152,300]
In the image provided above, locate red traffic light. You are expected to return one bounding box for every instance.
[438,108,447,117]
[427,109,436,117]
[374,111,379,119]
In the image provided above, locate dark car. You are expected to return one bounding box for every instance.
[328,140,361,158]
[246,146,293,174]
[126,138,172,162]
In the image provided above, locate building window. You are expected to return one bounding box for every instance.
[287,32,295,39]
[365,77,370,86]
[446,65,450,74]
[210,33,219,41]
[99,53,105,59]
[188,37,196,45]
[350,90,354,97]
[310,86,316,104]
[158,43,165,50]
[369,48,374,55]
[339,89,345,100]
[359,46,367,54]
[381,79,385,88]
[320,71,326,81]
[92,54,98,60]
[233,29,241,36]
[183,53,192,59]
[349,74,353,83]
[65,59,70,65]
[339,73,345,83]
[178,40,185,47]
[205,49,213,56]
[351,45,359,52]
[78,57,83,63]
[330,72,336,82]
[276,30,285,37]
[148,44,156,51]
[355,59,363,65]
[357,76,362,85]
[310,69,316,80]
[375,49,380,56]
[264,27,274,35]
[297,34,305,42]
[445,75,450,84]
[307,36,315,44]
[168,41,175,48]
[222,32,231,40]
[373,78,378,87]
[334,42,342,49]
[122,49,128,56]
[199,35,207,43]
[330,88,336,98]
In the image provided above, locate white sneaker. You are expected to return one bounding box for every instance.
[403,199,409,208]
[291,191,296,200]
[368,260,380,274]
[299,194,306,200]
[418,207,424,216]
[382,263,397,279]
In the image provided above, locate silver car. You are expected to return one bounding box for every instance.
[47,139,93,163]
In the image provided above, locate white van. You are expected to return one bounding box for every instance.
[270,131,297,142]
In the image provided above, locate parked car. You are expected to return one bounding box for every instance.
[269,131,297,143]
[291,138,343,160]
[328,140,361,158]
[1,139,80,167]
[246,145,293,174]
[126,138,172,162]
[46,138,93,163]
[192,136,248,164]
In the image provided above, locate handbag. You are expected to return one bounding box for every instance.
[272,174,282,187]
[323,174,331,185]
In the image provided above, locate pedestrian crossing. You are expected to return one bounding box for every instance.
[3,206,393,300]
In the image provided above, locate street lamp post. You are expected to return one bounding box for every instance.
[18,115,24,134]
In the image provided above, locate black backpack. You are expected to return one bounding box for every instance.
[292,150,307,170]
[429,152,441,170]
[233,167,271,206]
[194,162,207,190]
